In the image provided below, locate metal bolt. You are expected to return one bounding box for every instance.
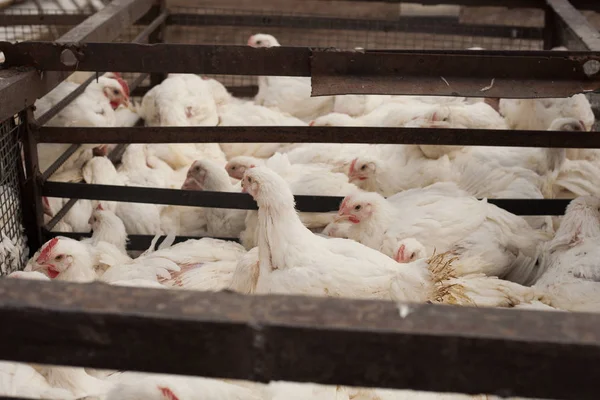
[60,49,77,67]
[583,60,600,77]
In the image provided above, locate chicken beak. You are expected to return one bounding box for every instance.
[182,177,202,191]
[334,214,351,223]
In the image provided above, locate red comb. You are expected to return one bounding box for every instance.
[349,158,357,175]
[110,72,122,78]
[42,196,50,207]
[36,237,59,264]
[309,121,315,126]
[96,203,104,211]
[115,77,130,97]
[340,196,349,211]
[158,387,179,400]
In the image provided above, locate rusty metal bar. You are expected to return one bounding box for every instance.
[168,13,542,40]
[31,126,600,148]
[4,43,599,97]
[0,0,154,123]
[546,0,600,51]
[19,110,44,255]
[1,279,600,399]
[0,13,89,26]
[310,50,600,97]
[43,230,241,248]
[40,181,571,215]
[315,0,600,10]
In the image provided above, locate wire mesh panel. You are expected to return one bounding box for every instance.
[0,116,28,276]
[165,4,545,89]
[0,8,88,42]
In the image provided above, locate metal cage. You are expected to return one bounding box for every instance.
[2,0,600,398]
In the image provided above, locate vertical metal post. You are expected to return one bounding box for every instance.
[19,109,45,254]
[543,5,558,50]
[149,1,168,87]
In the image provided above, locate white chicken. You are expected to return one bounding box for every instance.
[138,73,218,127]
[181,159,246,238]
[534,196,600,312]
[336,184,549,282]
[35,75,130,174]
[229,153,359,249]
[249,33,335,122]
[240,166,540,308]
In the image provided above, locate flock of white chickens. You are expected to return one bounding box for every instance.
[2,33,600,399]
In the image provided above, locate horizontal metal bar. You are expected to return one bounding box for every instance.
[32,126,600,148]
[168,13,543,40]
[41,182,571,215]
[43,230,240,249]
[0,13,89,26]
[547,0,600,51]
[131,84,258,98]
[315,0,600,10]
[311,50,600,98]
[3,43,598,97]
[1,279,600,399]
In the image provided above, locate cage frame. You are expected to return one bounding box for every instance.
[0,0,600,398]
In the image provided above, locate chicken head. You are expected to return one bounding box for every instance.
[394,238,427,264]
[225,156,259,180]
[347,157,376,183]
[182,160,207,191]
[247,33,280,48]
[336,193,374,224]
[30,238,72,279]
[101,76,130,109]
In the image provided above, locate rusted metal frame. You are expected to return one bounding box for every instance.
[0,13,89,26]
[131,84,259,98]
[168,13,543,40]
[315,0,600,10]
[0,0,155,123]
[43,230,241,248]
[6,43,600,97]
[546,0,600,52]
[2,279,600,399]
[19,110,44,256]
[40,182,571,215]
[31,126,600,148]
[310,50,600,97]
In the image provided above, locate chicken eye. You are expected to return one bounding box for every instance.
[247,177,252,183]
[55,255,63,261]
[256,40,262,45]
[354,205,361,211]
[410,253,416,260]
[360,165,367,171]
[112,89,120,95]
[195,166,201,172]
[231,166,236,170]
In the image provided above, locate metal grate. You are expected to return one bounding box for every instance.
[0,115,28,276]
[165,5,545,88]
[0,8,87,43]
